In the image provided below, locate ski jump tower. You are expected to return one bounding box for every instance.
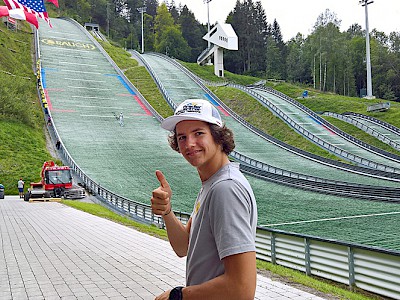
[197,23,238,78]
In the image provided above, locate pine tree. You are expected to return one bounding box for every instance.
[179,5,207,62]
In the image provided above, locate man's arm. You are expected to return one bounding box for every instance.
[183,251,256,299]
[155,251,257,300]
[163,214,191,257]
[151,170,191,257]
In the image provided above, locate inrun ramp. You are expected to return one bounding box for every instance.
[38,19,400,251]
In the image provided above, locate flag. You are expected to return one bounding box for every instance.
[3,0,51,27]
[46,0,57,7]
[0,6,38,28]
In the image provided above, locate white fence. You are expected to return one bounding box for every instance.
[256,229,400,299]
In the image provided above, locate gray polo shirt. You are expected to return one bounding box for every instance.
[186,163,257,286]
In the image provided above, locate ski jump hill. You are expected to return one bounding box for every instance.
[37,18,400,254]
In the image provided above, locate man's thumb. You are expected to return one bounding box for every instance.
[156,170,170,189]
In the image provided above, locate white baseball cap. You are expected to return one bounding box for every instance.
[161,99,223,131]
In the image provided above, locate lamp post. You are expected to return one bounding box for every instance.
[204,0,212,65]
[204,0,212,49]
[359,0,374,98]
[137,7,146,53]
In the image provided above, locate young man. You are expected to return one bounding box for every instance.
[17,178,25,198]
[151,99,258,300]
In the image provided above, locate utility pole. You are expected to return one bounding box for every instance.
[359,0,374,99]
[137,7,146,53]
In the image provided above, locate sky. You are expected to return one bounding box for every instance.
[174,0,400,41]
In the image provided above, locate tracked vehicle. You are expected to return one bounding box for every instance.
[24,161,85,201]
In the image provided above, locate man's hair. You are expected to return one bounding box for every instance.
[168,124,235,155]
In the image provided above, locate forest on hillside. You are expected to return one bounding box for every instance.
[56,0,400,100]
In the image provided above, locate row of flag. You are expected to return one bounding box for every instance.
[0,0,58,28]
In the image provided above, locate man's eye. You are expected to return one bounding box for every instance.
[178,136,186,141]
[195,132,204,136]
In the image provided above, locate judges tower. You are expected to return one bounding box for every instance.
[197,23,238,78]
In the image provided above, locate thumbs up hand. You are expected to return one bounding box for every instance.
[151,170,172,216]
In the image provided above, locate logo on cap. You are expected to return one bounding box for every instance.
[176,102,202,115]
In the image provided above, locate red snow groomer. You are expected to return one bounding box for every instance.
[24,161,85,201]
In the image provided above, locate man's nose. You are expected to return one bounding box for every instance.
[185,135,196,147]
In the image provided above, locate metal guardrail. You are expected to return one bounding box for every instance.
[35,21,400,299]
[238,85,400,173]
[250,85,400,165]
[90,30,104,41]
[240,163,400,202]
[130,51,178,112]
[324,112,400,151]
[343,112,400,136]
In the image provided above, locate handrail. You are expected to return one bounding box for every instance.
[324,112,400,151]
[343,111,400,135]
[130,51,177,111]
[240,85,400,172]
[251,85,400,164]
[197,44,216,65]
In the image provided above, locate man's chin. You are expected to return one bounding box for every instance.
[185,157,201,167]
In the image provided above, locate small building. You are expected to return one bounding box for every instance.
[197,23,238,78]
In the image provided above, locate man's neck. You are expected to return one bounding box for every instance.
[198,155,230,182]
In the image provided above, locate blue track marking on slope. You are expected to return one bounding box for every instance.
[41,69,47,89]
[204,94,220,107]
[41,68,59,89]
[308,115,322,125]
[308,115,336,135]
[204,93,230,117]
[104,74,136,95]
[117,76,136,95]
[43,68,59,72]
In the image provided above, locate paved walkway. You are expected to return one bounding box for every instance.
[0,196,327,300]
